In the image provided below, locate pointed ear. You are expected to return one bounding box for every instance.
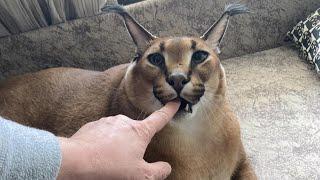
[101,4,156,55]
[200,4,249,54]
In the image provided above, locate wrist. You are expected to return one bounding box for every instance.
[57,137,90,180]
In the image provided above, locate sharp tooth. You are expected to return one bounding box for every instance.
[188,103,193,113]
[185,104,189,112]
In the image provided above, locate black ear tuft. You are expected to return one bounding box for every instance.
[224,4,250,16]
[100,3,156,54]
[200,3,249,54]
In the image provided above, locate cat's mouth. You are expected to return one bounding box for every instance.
[153,86,199,113]
[178,98,193,113]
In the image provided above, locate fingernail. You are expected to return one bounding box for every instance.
[167,100,180,108]
[171,98,181,104]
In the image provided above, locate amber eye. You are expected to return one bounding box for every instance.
[191,51,209,64]
[148,53,165,67]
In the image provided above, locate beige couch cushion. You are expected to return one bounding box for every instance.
[223,46,320,179]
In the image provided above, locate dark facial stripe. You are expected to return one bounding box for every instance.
[160,42,165,52]
[191,40,197,50]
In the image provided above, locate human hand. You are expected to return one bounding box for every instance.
[57,101,180,180]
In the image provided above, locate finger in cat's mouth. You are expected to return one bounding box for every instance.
[176,98,193,113]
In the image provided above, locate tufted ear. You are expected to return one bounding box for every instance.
[101,4,156,56]
[200,4,249,54]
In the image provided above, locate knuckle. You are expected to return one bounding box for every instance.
[84,120,97,128]
[86,121,95,126]
[115,114,127,119]
[114,114,132,123]
[99,117,114,124]
[158,164,171,179]
[155,110,170,121]
[140,167,154,180]
[100,117,110,121]
[141,167,166,180]
[131,122,151,140]
[99,117,110,122]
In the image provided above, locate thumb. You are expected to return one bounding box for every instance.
[146,161,172,180]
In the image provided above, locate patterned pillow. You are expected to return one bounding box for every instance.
[286,8,320,75]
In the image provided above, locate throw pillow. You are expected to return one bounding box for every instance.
[286,8,320,75]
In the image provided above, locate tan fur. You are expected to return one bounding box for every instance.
[0,37,256,179]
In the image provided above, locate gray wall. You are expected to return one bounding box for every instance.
[0,0,319,79]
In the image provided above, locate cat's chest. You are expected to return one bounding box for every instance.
[167,110,221,143]
[147,112,232,179]
[164,113,223,159]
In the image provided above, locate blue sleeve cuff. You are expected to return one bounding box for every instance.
[0,117,61,180]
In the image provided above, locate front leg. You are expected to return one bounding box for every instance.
[232,156,257,180]
[232,146,257,180]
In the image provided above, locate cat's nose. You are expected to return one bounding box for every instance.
[166,73,190,94]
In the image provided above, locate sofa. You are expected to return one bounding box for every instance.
[0,0,319,179]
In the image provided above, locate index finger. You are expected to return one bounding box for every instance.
[142,101,180,136]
